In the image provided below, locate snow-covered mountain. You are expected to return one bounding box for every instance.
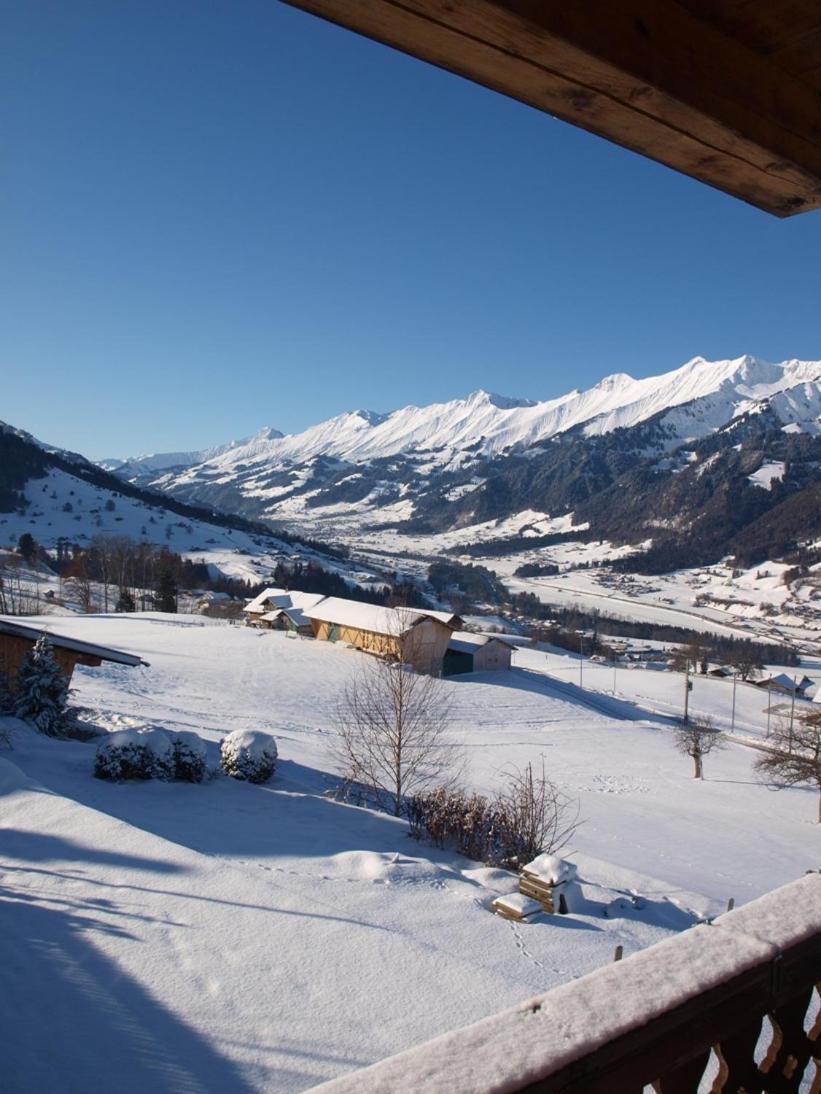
[105,356,821,572]
[100,427,285,479]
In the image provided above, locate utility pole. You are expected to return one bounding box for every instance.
[612,653,617,696]
[766,682,772,738]
[789,676,796,751]
[579,634,584,688]
[683,659,691,725]
[731,670,737,733]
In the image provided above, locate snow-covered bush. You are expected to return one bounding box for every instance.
[220,729,277,784]
[94,728,175,782]
[0,671,16,717]
[14,636,71,737]
[172,730,208,783]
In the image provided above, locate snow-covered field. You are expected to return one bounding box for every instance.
[1,615,818,1091]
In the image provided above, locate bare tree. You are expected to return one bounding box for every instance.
[334,654,458,816]
[674,716,725,779]
[755,709,821,823]
[494,759,579,866]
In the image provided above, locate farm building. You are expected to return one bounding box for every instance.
[443,632,514,677]
[243,589,327,634]
[0,618,147,691]
[303,598,457,674]
[755,673,813,697]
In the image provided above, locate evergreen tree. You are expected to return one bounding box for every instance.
[154,567,178,613]
[116,588,136,613]
[17,532,36,564]
[15,637,71,737]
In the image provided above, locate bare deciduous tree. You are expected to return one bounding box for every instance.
[674,716,724,779]
[755,709,821,823]
[494,759,580,866]
[334,653,458,817]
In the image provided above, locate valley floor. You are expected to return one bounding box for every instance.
[1,616,818,1091]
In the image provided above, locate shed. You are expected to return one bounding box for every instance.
[303,598,455,674]
[443,632,514,677]
[0,618,148,691]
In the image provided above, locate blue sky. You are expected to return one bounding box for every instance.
[2,1,820,458]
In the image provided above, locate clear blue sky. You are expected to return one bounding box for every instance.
[2,1,820,458]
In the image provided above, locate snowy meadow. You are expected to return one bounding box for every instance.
[1,614,818,1091]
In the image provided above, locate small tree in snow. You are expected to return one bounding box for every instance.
[334,651,458,817]
[755,710,821,824]
[674,716,724,779]
[15,636,71,737]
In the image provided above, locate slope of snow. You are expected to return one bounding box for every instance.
[100,427,284,476]
[1,615,816,1090]
[748,461,786,490]
[135,357,821,489]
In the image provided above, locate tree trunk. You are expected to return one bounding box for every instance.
[694,753,703,779]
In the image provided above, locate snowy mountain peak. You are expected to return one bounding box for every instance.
[465,390,537,410]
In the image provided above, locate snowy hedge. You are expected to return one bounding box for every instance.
[220,729,277,784]
[95,728,208,783]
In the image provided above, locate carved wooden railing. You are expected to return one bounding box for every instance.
[315,873,821,1094]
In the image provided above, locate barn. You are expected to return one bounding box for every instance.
[303,598,457,674]
[443,632,514,677]
[0,618,148,691]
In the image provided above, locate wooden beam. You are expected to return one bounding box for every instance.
[281,0,821,216]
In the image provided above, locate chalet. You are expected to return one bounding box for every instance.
[0,618,148,691]
[443,632,514,677]
[755,673,813,697]
[303,598,457,674]
[243,588,327,634]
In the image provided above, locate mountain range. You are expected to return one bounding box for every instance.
[103,356,821,572]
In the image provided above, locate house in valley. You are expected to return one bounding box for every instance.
[0,618,148,691]
[243,588,327,634]
[303,598,458,674]
[443,632,514,676]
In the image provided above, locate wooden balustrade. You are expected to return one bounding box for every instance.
[315,874,821,1094]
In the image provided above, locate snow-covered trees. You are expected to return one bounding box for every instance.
[220,730,277,783]
[15,636,71,737]
[756,710,821,823]
[95,728,208,782]
[673,716,724,779]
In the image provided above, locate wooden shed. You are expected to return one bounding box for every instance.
[0,619,148,691]
[443,632,514,677]
[303,598,457,674]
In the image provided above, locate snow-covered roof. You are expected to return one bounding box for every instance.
[244,588,326,614]
[303,598,455,637]
[261,607,312,628]
[757,673,800,691]
[447,633,515,655]
[0,618,148,667]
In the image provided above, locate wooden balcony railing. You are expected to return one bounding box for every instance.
[316,873,821,1093]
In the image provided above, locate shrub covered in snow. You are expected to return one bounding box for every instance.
[220,729,277,784]
[15,636,71,737]
[172,731,208,783]
[94,728,175,782]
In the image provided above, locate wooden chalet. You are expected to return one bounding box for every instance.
[243,588,327,634]
[303,597,459,674]
[0,618,148,691]
[443,632,514,676]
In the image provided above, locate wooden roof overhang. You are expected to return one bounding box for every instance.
[281,0,821,217]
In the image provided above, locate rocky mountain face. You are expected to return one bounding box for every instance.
[106,356,821,571]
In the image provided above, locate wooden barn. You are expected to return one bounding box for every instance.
[303,598,458,674]
[243,588,327,634]
[443,632,514,677]
[0,618,148,691]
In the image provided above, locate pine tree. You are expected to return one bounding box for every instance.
[116,588,136,613]
[15,636,71,737]
[154,567,178,613]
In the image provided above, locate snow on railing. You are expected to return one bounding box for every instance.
[315,873,821,1094]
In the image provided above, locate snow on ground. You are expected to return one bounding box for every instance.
[1,615,818,1091]
[748,461,786,490]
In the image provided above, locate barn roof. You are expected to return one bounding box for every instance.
[304,597,455,637]
[0,618,148,667]
[261,607,313,629]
